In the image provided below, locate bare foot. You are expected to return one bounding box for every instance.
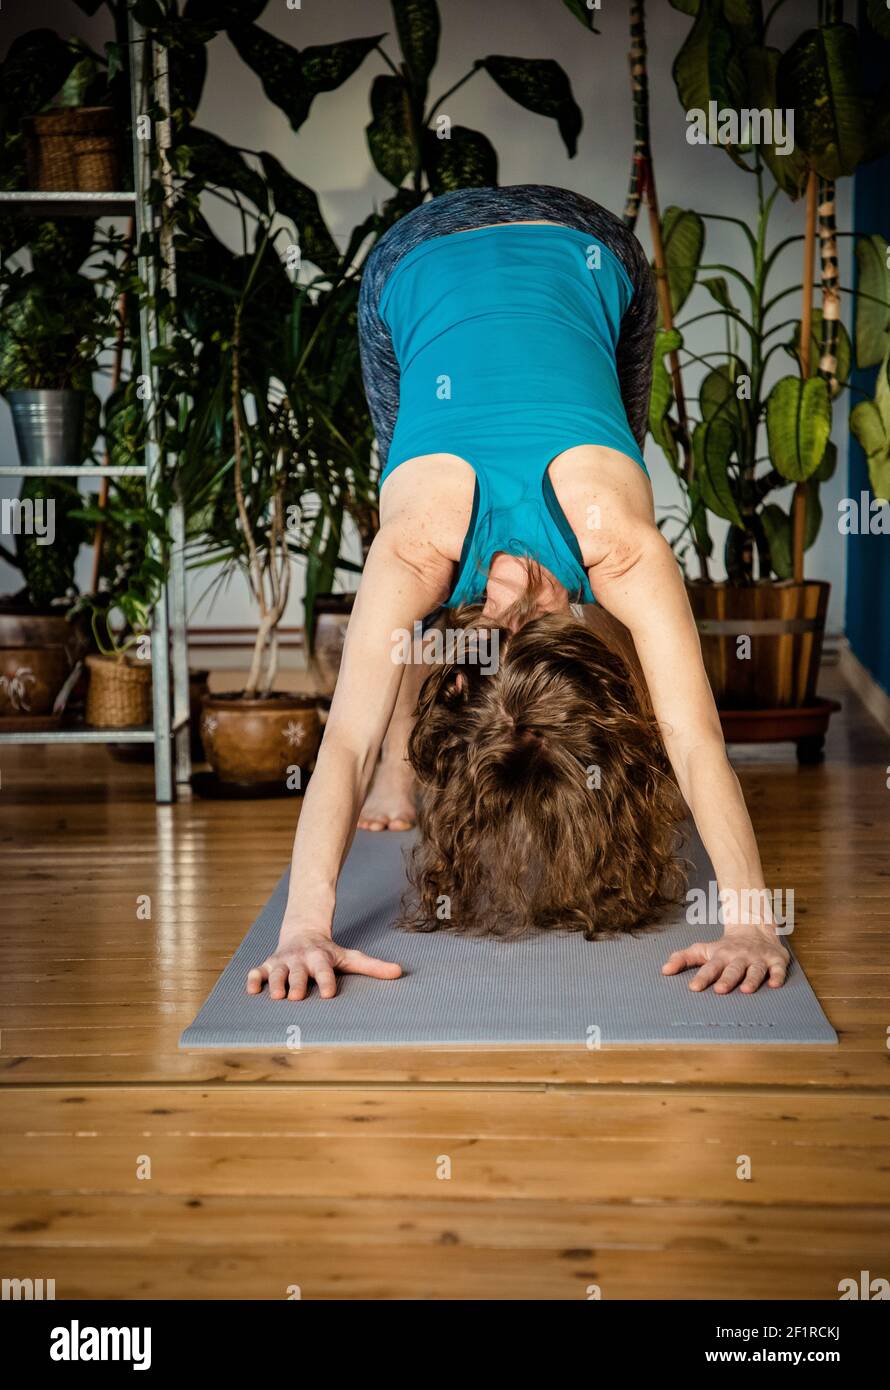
[358,756,417,831]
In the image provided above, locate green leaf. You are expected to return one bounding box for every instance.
[777,23,867,181]
[659,207,704,320]
[561,0,601,31]
[0,29,78,132]
[701,276,735,313]
[854,234,890,369]
[692,415,744,528]
[699,357,749,439]
[851,364,890,500]
[183,127,268,211]
[393,0,441,90]
[742,46,809,199]
[649,328,683,471]
[761,490,822,580]
[366,75,415,187]
[184,0,269,25]
[58,52,104,109]
[787,310,852,398]
[423,125,498,195]
[850,398,886,456]
[672,0,743,122]
[866,0,890,40]
[229,24,380,132]
[722,0,763,48]
[765,375,832,483]
[300,36,384,96]
[687,476,714,558]
[813,439,837,483]
[480,56,582,157]
[259,154,340,275]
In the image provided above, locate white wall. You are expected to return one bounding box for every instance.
[0,0,849,632]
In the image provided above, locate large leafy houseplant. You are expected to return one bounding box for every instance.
[648,0,890,585]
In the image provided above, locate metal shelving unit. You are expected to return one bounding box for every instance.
[0,5,189,802]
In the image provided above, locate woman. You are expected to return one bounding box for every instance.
[246,184,790,1003]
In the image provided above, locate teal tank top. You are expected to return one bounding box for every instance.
[378,223,648,607]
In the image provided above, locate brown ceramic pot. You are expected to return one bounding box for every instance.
[199,691,322,787]
[0,612,84,717]
[311,592,355,695]
[188,668,210,760]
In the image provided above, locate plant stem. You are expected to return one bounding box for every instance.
[425,66,479,127]
[792,169,818,584]
[231,301,268,697]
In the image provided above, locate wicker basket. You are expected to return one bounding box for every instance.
[85,653,152,728]
[23,107,120,192]
[73,135,121,192]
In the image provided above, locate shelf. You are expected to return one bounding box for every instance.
[0,191,137,218]
[0,723,155,745]
[0,465,147,478]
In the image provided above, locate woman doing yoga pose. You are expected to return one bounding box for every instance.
[246,185,790,1002]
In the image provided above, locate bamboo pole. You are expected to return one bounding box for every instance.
[792,170,818,584]
[623,1,708,580]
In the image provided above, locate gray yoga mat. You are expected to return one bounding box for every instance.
[181,827,837,1048]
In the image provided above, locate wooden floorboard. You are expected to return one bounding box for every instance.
[0,664,888,1298]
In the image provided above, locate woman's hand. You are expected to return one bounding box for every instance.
[246,930,402,1001]
[662,926,790,994]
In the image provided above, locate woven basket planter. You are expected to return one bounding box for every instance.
[85,653,152,729]
[73,134,120,191]
[23,107,120,191]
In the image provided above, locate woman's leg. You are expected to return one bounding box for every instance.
[358,651,426,830]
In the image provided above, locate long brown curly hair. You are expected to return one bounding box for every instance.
[399,596,688,941]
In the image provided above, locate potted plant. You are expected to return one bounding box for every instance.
[68,459,171,729]
[170,229,324,788]
[636,0,890,758]
[0,217,105,722]
[5,19,132,195]
[0,475,90,725]
[0,255,111,468]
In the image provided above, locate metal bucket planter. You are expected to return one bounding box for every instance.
[7,389,85,468]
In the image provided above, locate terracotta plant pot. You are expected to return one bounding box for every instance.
[311,592,355,695]
[0,611,84,717]
[199,691,322,788]
[686,579,830,710]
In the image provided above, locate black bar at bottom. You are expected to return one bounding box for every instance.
[5,1296,885,1375]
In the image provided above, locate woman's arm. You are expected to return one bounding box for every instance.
[246,523,451,1001]
[588,523,790,994]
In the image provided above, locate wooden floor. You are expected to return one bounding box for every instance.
[1,664,888,1300]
